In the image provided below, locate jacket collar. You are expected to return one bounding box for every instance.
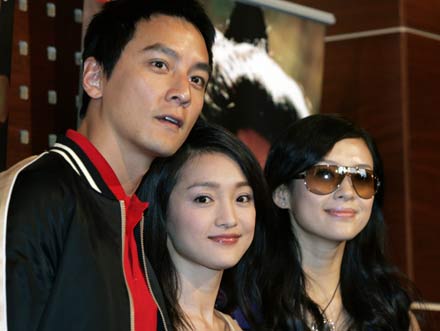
[50,131,116,199]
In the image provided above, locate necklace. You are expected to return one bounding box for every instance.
[311,281,340,331]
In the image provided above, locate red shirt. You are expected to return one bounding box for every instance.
[66,129,158,331]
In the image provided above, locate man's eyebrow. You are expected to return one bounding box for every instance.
[141,43,211,74]
[193,62,211,75]
[141,43,178,58]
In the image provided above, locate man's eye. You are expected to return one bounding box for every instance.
[190,76,206,88]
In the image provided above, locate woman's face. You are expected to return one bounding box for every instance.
[166,152,256,273]
[281,138,375,244]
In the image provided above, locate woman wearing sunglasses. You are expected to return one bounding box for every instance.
[259,114,420,330]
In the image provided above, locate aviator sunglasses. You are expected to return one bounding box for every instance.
[294,164,380,199]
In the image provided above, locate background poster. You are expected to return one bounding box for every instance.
[201,0,325,164]
[82,0,326,165]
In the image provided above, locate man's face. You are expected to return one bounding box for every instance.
[89,14,210,163]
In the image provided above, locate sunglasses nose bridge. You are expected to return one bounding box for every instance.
[334,173,357,197]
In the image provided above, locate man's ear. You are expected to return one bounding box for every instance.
[82,57,103,99]
[273,184,291,210]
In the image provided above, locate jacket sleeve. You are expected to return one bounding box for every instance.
[6,168,71,331]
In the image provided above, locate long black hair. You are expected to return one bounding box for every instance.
[140,120,272,330]
[262,113,415,330]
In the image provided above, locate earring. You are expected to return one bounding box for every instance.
[274,185,289,209]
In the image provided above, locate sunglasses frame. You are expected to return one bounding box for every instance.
[295,164,381,199]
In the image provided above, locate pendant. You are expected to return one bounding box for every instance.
[325,319,336,331]
[311,316,336,331]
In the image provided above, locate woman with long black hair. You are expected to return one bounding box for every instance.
[140,121,271,331]
[260,114,420,330]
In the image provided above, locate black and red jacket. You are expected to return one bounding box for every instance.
[0,135,171,331]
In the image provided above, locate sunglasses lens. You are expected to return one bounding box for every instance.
[303,166,379,199]
[352,171,377,199]
[305,165,341,195]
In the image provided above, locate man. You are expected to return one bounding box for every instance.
[0,0,215,330]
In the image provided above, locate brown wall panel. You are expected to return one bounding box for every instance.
[414,310,440,331]
[404,0,440,34]
[53,2,82,137]
[6,5,32,166]
[28,1,56,155]
[289,0,400,35]
[318,34,410,272]
[6,1,83,166]
[406,34,440,301]
[427,311,440,331]
[292,0,440,36]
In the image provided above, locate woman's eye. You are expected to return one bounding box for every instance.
[356,168,370,179]
[194,195,212,204]
[317,169,334,180]
[150,60,168,71]
[237,194,253,204]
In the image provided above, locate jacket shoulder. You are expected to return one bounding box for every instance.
[7,152,80,230]
[17,151,79,191]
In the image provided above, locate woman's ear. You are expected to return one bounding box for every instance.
[82,57,103,99]
[273,185,291,210]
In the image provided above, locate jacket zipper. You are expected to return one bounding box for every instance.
[120,200,135,331]
[140,218,169,331]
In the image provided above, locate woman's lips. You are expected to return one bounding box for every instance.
[325,208,357,217]
[208,234,241,245]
